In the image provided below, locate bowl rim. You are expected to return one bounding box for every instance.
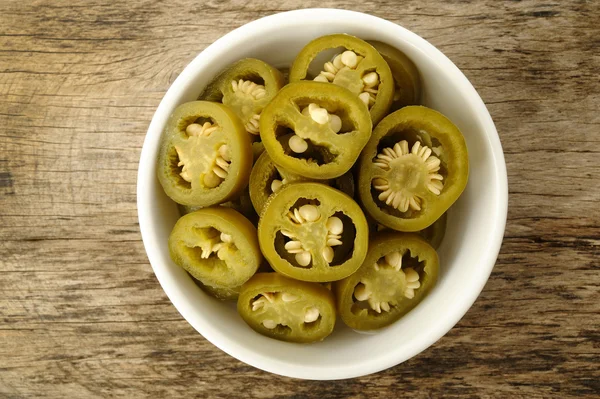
[137,8,508,380]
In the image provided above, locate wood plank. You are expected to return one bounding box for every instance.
[1,0,598,397]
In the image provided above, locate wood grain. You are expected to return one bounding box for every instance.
[1,0,598,397]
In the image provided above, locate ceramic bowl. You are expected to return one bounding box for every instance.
[137,8,508,380]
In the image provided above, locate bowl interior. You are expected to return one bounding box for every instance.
[138,9,506,380]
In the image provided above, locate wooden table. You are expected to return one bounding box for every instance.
[1,1,598,397]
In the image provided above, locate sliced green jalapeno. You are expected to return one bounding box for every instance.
[249,151,308,215]
[258,182,369,282]
[331,171,355,198]
[200,58,284,137]
[418,212,447,249]
[260,81,372,179]
[157,101,252,207]
[290,34,394,124]
[178,188,257,226]
[372,212,447,250]
[278,67,290,84]
[237,273,336,343]
[368,40,421,111]
[335,232,439,330]
[252,141,265,162]
[250,152,357,215]
[358,106,468,232]
[168,208,262,297]
[196,280,241,301]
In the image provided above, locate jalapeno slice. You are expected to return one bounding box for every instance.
[358,106,468,231]
[252,141,266,162]
[260,81,372,179]
[331,171,355,198]
[157,101,252,207]
[418,212,447,249]
[237,273,336,343]
[289,34,394,124]
[368,40,421,111]
[178,188,257,226]
[258,182,369,282]
[200,58,284,137]
[250,151,357,215]
[168,207,262,295]
[334,232,439,330]
[249,151,308,215]
[196,280,241,301]
[278,66,290,84]
[372,212,447,250]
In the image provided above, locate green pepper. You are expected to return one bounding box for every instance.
[331,171,355,198]
[249,151,308,215]
[368,40,421,111]
[252,141,265,162]
[250,151,357,215]
[157,101,252,207]
[259,81,372,179]
[258,182,369,282]
[237,273,336,343]
[371,212,447,250]
[334,232,438,330]
[200,58,284,138]
[358,106,468,231]
[278,67,290,84]
[178,188,258,225]
[418,212,447,249]
[221,191,256,222]
[168,207,262,296]
[289,34,394,124]
[195,280,241,301]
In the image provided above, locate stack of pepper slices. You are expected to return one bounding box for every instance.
[157,34,469,343]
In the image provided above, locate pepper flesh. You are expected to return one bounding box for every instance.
[372,212,447,250]
[168,207,262,296]
[157,101,252,207]
[249,151,309,215]
[367,40,421,111]
[178,189,258,226]
[237,273,336,343]
[418,212,447,249]
[195,280,241,301]
[358,106,468,231]
[258,182,369,282]
[331,171,356,198]
[200,58,284,138]
[250,152,357,215]
[334,232,439,330]
[259,81,372,180]
[289,34,394,124]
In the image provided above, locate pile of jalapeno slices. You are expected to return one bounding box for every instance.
[156,34,469,343]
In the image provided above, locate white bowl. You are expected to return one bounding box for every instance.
[137,9,508,380]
